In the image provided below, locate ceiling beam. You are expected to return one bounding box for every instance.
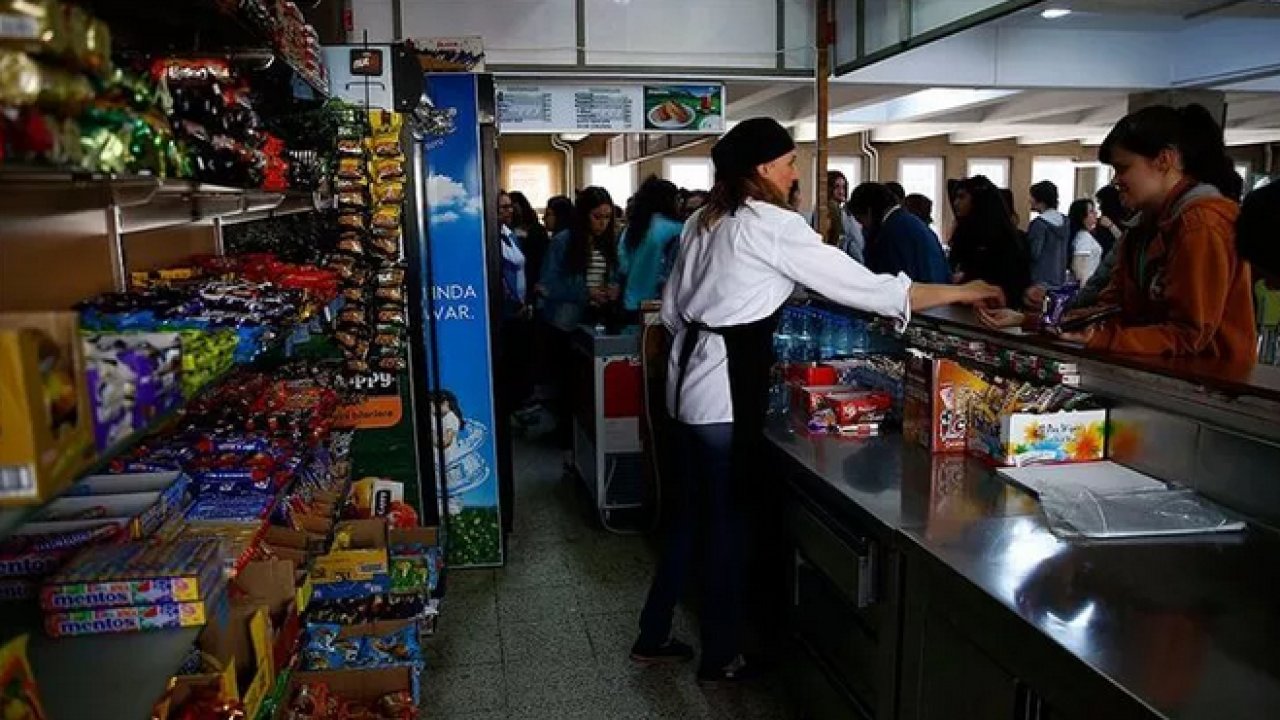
[870,123,959,143]
[981,91,1122,124]
[835,88,1019,124]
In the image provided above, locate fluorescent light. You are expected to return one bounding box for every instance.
[1040,7,1072,19]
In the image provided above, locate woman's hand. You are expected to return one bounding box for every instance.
[960,280,1005,309]
[1023,284,1047,310]
[977,306,1025,328]
[1054,326,1097,345]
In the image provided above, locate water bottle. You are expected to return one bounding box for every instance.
[835,318,854,357]
[774,310,794,363]
[796,310,814,362]
[819,311,836,360]
[850,318,869,354]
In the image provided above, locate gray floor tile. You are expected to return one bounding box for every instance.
[494,546,578,590]
[423,661,506,715]
[600,668,719,720]
[446,589,499,629]
[426,624,502,668]
[502,661,608,711]
[446,568,496,596]
[499,617,593,668]
[584,609,699,680]
[496,582,583,624]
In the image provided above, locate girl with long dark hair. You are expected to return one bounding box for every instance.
[948,175,1032,306]
[631,118,1001,683]
[507,191,549,291]
[618,176,683,312]
[1067,198,1103,285]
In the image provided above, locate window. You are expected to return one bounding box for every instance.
[584,157,636,206]
[829,156,864,188]
[1093,164,1114,196]
[966,157,1009,188]
[505,162,554,211]
[662,157,714,192]
[1030,157,1077,217]
[897,157,944,230]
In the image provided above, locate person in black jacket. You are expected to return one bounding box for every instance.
[949,175,1032,307]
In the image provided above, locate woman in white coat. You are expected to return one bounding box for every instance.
[629,118,1003,683]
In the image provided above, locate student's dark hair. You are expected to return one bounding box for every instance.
[507,191,539,231]
[1094,184,1126,222]
[903,193,933,224]
[1029,180,1059,209]
[1099,103,1243,200]
[568,186,617,275]
[846,182,897,240]
[998,188,1017,220]
[1237,180,1280,279]
[1068,198,1094,240]
[625,175,680,251]
[827,170,847,188]
[884,181,906,203]
[544,195,574,235]
[950,174,1031,302]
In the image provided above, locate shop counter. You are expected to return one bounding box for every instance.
[766,421,1280,720]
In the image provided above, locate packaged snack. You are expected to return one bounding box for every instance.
[358,624,420,666]
[372,158,404,182]
[338,213,366,231]
[337,157,365,180]
[0,635,47,720]
[371,182,405,205]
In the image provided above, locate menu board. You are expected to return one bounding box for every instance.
[497,82,724,134]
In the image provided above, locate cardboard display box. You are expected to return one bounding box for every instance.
[903,353,989,454]
[310,519,390,600]
[0,312,95,506]
[971,408,1108,467]
[277,666,414,720]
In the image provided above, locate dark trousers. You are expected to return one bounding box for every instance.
[638,421,743,671]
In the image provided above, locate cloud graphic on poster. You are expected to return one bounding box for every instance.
[427,173,481,224]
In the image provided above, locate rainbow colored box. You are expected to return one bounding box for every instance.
[43,585,226,637]
[971,409,1108,467]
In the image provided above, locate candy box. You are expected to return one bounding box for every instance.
[971,409,1108,467]
[43,582,228,637]
[783,364,837,387]
[40,538,223,611]
[310,519,390,600]
[903,353,988,454]
[278,666,413,720]
[32,478,190,539]
[66,470,184,496]
[0,312,96,506]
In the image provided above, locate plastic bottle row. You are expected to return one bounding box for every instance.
[774,305,869,363]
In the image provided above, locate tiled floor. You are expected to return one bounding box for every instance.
[424,434,800,719]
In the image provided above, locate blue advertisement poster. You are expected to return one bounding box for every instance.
[418,73,504,567]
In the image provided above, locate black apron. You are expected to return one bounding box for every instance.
[673,310,782,468]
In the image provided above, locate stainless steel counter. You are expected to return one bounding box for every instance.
[766,422,1280,720]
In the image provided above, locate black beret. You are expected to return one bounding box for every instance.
[711,117,795,181]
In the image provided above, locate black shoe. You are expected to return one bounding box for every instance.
[697,655,761,686]
[630,638,695,664]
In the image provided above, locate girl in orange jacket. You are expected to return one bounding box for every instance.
[983,104,1255,361]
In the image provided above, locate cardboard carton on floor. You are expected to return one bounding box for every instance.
[310,519,390,600]
[0,312,95,506]
[277,666,414,720]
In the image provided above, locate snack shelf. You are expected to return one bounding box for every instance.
[83,0,330,100]
[0,171,321,237]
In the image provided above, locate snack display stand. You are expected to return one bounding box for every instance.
[0,4,444,720]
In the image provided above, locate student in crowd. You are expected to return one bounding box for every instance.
[508,191,550,293]
[903,193,934,227]
[497,191,527,320]
[1027,180,1071,286]
[632,117,1002,683]
[1068,198,1104,285]
[1236,180,1280,340]
[810,170,865,263]
[618,176,684,316]
[497,191,533,440]
[982,104,1254,360]
[847,182,950,283]
[543,194,574,236]
[1093,184,1127,255]
[948,175,1032,306]
[682,190,709,219]
[884,181,906,205]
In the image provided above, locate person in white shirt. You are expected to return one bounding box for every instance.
[1067,198,1104,285]
[630,117,1002,683]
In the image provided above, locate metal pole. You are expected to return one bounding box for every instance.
[105,205,127,292]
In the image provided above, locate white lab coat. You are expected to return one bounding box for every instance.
[662,200,912,425]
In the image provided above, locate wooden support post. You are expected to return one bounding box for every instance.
[815,0,832,235]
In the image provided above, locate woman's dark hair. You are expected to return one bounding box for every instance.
[1099,103,1243,200]
[544,195,574,234]
[846,182,897,241]
[1029,180,1060,209]
[625,176,680,251]
[884,181,906,204]
[507,191,539,231]
[827,170,848,199]
[903,193,933,225]
[1237,180,1280,280]
[1094,184,1126,222]
[568,186,617,275]
[1068,198,1094,239]
[950,175,1031,304]
[997,188,1017,221]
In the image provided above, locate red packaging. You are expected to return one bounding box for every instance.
[825,390,893,426]
[784,364,837,387]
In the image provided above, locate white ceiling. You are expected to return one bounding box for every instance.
[724,1,1280,147]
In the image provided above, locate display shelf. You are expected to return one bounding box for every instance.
[83,0,329,100]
